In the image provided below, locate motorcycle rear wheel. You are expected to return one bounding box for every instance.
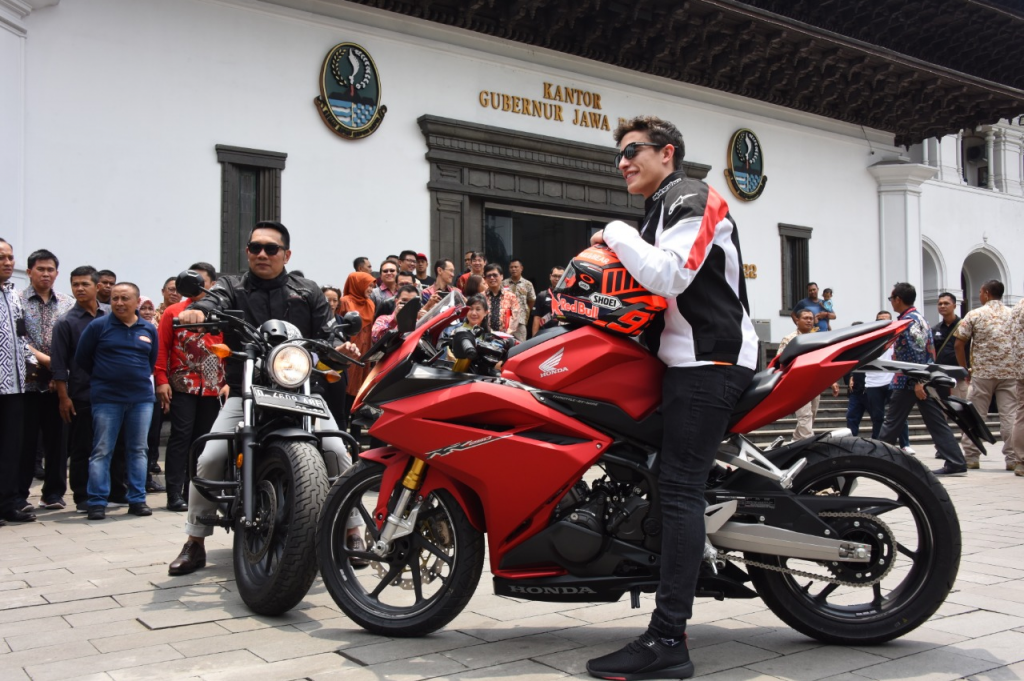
[317,460,485,637]
[745,436,960,645]
[233,440,329,615]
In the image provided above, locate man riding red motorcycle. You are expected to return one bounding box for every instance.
[314,118,990,681]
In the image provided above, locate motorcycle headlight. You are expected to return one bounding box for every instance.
[267,344,312,389]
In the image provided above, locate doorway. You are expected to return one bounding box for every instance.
[960,248,1006,315]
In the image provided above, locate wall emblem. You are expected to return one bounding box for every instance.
[725,129,767,201]
[314,43,387,139]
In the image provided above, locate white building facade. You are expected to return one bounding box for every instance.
[1,0,1021,340]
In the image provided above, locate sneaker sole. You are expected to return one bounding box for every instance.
[587,661,695,680]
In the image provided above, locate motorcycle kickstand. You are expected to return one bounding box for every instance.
[630,588,641,609]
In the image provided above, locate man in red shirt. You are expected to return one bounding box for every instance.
[154,263,227,512]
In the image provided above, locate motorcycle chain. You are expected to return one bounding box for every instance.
[716,512,898,588]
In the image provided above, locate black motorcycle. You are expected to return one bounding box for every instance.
[173,302,362,615]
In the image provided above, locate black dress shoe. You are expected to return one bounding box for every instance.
[146,477,166,493]
[87,506,105,521]
[169,541,207,575]
[347,533,370,569]
[166,496,188,512]
[3,509,36,523]
[34,463,45,480]
[128,503,152,516]
[587,632,694,681]
[150,463,162,474]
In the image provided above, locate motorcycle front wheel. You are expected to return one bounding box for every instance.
[317,460,485,637]
[745,436,960,645]
[233,440,329,615]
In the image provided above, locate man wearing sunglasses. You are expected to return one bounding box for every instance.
[586,117,758,681]
[167,220,362,576]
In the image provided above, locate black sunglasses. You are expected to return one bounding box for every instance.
[247,242,283,256]
[614,142,665,166]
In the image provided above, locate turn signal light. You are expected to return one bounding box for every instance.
[236,454,243,469]
[324,370,343,383]
[209,344,232,359]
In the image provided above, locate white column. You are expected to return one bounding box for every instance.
[0,0,29,255]
[955,130,964,184]
[992,125,1024,197]
[868,161,938,310]
[936,134,961,183]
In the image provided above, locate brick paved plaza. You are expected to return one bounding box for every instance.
[2,442,1023,681]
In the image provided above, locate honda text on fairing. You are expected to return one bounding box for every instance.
[173,272,365,615]
[315,247,993,643]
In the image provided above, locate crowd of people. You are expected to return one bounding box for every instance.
[0,236,567,526]
[779,279,1024,478]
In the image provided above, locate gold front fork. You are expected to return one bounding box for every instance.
[401,457,427,490]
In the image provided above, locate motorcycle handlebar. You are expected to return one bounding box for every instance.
[451,328,479,360]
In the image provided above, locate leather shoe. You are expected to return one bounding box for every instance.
[87,506,105,520]
[3,509,36,523]
[128,503,152,516]
[146,477,166,493]
[347,533,370,569]
[169,541,206,575]
[167,496,188,512]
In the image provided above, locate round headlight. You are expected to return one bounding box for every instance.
[267,345,312,388]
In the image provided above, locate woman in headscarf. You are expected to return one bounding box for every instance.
[337,271,377,436]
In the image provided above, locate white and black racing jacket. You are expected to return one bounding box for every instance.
[604,171,759,370]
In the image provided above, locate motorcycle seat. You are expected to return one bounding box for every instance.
[777,320,890,365]
[727,369,781,428]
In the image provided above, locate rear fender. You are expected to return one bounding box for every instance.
[359,447,485,534]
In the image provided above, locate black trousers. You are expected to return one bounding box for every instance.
[0,393,26,515]
[69,399,126,505]
[165,393,221,500]
[649,365,754,638]
[879,387,965,469]
[147,401,162,472]
[21,391,67,504]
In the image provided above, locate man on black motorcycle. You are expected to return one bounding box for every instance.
[167,221,361,576]
[586,117,759,680]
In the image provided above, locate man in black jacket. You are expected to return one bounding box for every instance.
[167,221,361,575]
[586,117,758,681]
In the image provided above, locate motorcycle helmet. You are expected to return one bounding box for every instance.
[551,245,667,337]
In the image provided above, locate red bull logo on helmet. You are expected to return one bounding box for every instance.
[554,295,599,320]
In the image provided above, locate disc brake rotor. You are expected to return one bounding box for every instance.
[242,479,277,564]
[370,513,454,589]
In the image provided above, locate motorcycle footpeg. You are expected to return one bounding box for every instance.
[197,514,231,527]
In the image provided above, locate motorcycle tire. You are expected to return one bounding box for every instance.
[745,436,960,645]
[233,439,329,616]
[317,460,485,637]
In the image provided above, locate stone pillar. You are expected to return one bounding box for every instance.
[992,124,1024,197]
[0,0,58,284]
[867,161,938,310]
[936,134,961,183]
[955,130,964,183]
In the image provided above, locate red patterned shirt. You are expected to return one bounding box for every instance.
[154,299,225,396]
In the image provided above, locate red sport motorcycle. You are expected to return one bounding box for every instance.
[316,254,993,645]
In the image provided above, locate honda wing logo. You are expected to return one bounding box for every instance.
[539,348,569,378]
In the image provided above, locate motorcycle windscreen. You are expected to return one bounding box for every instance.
[938,395,996,453]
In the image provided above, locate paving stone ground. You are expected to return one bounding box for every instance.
[2,442,1023,680]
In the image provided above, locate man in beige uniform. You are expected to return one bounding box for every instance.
[1010,298,1024,476]
[778,309,839,440]
[955,280,1017,471]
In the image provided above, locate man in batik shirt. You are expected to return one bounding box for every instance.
[878,282,967,476]
[503,259,535,342]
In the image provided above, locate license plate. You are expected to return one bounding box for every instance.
[252,387,331,418]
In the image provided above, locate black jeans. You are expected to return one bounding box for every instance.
[147,401,162,473]
[69,400,127,505]
[22,391,67,503]
[649,365,754,638]
[165,393,221,500]
[879,387,964,468]
[0,393,26,515]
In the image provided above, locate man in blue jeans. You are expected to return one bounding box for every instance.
[75,282,159,520]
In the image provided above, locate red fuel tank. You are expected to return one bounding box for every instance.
[502,326,665,421]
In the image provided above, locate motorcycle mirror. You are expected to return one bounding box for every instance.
[174,270,205,299]
[396,297,421,334]
[339,311,362,337]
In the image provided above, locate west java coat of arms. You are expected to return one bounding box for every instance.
[314,42,387,139]
[725,129,767,201]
